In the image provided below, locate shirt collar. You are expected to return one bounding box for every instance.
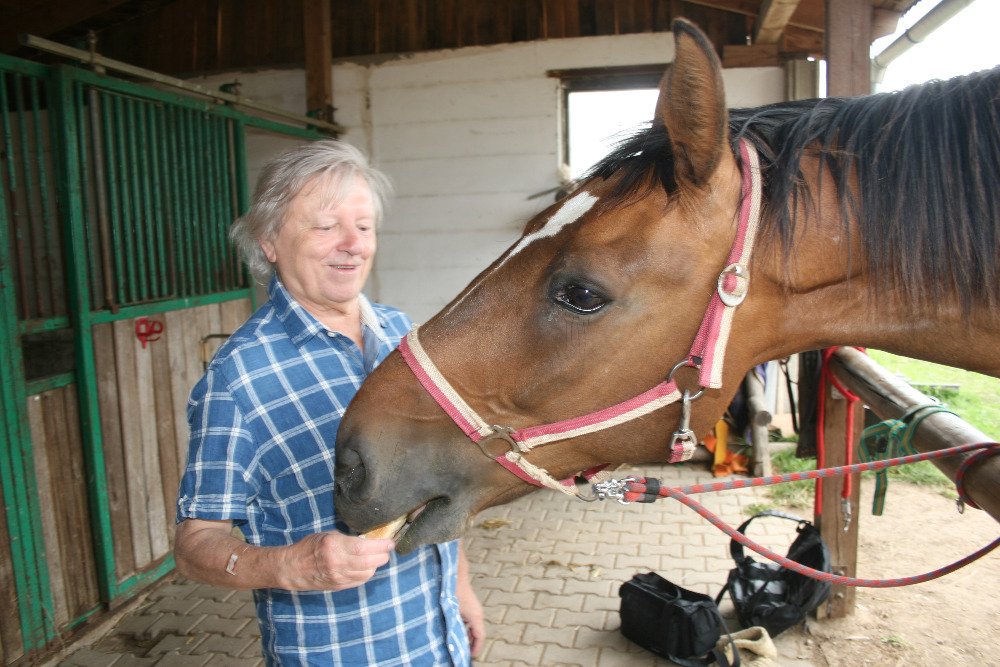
[269,275,392,349]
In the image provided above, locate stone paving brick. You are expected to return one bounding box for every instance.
[112,655,158,666]
[188,599,246,619]
[189,635,256,658]
[482,639,543,665]
[150,651,212,666]
[204,655,263,667]
[187,615,251,638]
[146,597,203,616]
[552,608,609,631]
[541,642,599,667]
[112,613,161,639]
[145,614,207,639]
[522,623,576,649]
[59,647,122,666]
[146,633,205,657]
[501,605,555,627]
[535,592,586,613]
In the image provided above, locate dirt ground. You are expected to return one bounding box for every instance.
[775,481,1000,667]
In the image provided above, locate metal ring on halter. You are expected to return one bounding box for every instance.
[666,359,705,401]
[475,425,525,459]
[717,262,750,307]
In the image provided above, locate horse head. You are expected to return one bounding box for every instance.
[335,18,1000,552]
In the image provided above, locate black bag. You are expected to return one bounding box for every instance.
[620,572,737,666]
[716,510,831,637]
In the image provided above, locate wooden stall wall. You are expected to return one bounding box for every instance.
[91,299,252,583]
[26,385,100,630]
[0,475,24,663]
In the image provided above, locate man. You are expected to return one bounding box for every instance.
[174,140,484,665]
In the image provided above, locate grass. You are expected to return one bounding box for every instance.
[749,350,1000,514]
[867,350,1000,439]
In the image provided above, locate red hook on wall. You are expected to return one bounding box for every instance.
[135,317,165,349]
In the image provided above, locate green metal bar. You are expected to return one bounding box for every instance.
[18,317,71,335]
[207,116,225,292]
[0,93,51,650]
[110,95,132,305]
[49,65,118,604]
[147,103,168,300]
[185,112,205,294]
[12,73,36,320]
[115,554,175,598]
[158,104,178,298]
[216,118,235,291]
[195,110,212,295]
[25,372,75,396]
[230,119,255,308]
[126,97,148,302]
[89,288,252,324]
[164,105,183,297]
[75,83,101,310]
[29,76,58,317]
[101,93,126,307]
[0,53,48,77]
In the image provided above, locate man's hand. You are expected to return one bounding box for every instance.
[280,531,395,591]
[174,518,394,591]
[456,542,486,656]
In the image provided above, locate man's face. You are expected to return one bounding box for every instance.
[261,175,377,315]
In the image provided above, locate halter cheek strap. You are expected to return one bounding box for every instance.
[398,139,763,497]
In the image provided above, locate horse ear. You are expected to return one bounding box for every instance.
[657,19,729,187]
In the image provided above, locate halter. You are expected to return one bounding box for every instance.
[399,139,763,498]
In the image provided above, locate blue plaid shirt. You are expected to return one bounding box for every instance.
[177,277,469,666]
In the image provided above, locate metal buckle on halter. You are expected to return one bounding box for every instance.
[667,360,705,401]
[717,262,750,307]
[475,425,527,459]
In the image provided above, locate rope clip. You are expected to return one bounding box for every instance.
[592,478,635,504]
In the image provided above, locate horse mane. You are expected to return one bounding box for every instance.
[589,66,1000,311]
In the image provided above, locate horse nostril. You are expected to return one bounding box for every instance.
[335,445,368,501]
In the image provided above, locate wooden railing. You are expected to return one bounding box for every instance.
[816,347,1000,617]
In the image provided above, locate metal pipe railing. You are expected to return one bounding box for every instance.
[19,34,343,135]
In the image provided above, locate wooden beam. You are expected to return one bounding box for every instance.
[753,0,802,44]
[824,0,871,96]
[0,0,133,53]
[303,0,334,125]
[722,43,780,67]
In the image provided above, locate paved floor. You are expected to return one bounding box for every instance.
[52,462,818,666]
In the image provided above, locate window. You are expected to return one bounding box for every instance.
[553,65,665,180]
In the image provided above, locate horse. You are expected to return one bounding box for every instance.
[334,19,1000,553]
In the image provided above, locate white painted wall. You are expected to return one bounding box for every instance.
[191,33,784,322]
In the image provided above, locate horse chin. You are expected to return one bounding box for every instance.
[393,496,468,553]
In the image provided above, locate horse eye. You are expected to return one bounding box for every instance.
[554,284,607,314]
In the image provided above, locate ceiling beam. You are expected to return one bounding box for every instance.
[0,0,133,53]
[753,0,803,44]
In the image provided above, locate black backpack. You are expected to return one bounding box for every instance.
[716,510,831,637]
[619,572,738,666]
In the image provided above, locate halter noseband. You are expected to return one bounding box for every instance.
[399,139,763,498]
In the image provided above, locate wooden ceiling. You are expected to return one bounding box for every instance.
[2,0,919,76]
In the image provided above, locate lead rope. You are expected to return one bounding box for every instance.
[594,442,1000,587]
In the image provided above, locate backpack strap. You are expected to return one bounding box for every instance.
[668,607,741,667]
[728,510,809,562]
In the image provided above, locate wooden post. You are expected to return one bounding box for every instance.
[744,371,774,477]
[814,369,864,619]
[824,0,871,96]
[303,0,334,124]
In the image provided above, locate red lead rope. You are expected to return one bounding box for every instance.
[618,442,1000,587]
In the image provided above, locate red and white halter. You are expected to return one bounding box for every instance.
[399,139,763,498]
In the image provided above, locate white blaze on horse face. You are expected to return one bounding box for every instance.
[441,191,598,317]
[504,191,599,264]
